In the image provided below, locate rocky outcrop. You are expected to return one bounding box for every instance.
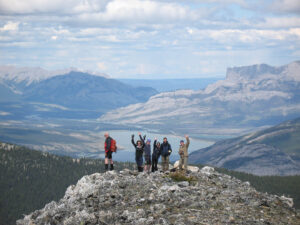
[17,167,300,225]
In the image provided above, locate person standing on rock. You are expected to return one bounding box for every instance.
[160,137,172,172]
[131,132,145,172]
[104,132,114,171]
[152,138,161,172]
[144,137,152,173]
[178,135,190,172]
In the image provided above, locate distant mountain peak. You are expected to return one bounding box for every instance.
[226,60,300,81]
[0,65,108,85]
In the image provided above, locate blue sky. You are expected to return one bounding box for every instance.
[0,0,299,79]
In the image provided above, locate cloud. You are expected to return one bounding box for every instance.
[51,36,58,40]
[271,0,300,14]
[0,0,299,79]
[0,21,19,31]
[74,0,197,26]
[187,28,300,44]
[0,0,196,26]
[0,0,108,14]
[258,17,300,29]
[97,62,107,71]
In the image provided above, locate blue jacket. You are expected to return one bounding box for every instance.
[144,143,151,157]
[160,141,172,157]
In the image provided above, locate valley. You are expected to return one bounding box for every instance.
[0,61,299,176]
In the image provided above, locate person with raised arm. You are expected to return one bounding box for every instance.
[131,132,145,172]
[152,137,161,172]
[143,136,152,173]
[178,135,190,172]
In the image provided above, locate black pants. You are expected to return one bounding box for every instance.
[105,151,112,159]
[152,156,158,172]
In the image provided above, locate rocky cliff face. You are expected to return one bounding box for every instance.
[17,167,300,225]
[99,61,300,136]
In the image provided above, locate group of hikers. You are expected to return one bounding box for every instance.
[103,132,190,173]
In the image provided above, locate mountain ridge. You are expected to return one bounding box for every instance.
[189,117,300,176]
[0,69,158,116]
[23,71,158,110]
[99,61,300,135]
[0,65,108,86]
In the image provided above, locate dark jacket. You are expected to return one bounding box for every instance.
[131,135,145,159]
[105,136,112,152]
[152,140,161,159]
[160,141,172,157]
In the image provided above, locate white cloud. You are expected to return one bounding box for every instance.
[75,0,197,26]
[97,62,107,71]
[0,0,196,25]
[0,0,299,79]
[198,0,247,5]
[0,0,108,14]
[0,21,19,31]
[187,28,300,44]
[0,111,11,116]
[258,17,300,29]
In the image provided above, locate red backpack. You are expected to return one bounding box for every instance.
[110,139,117,152]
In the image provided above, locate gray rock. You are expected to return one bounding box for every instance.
[17,169,300,225]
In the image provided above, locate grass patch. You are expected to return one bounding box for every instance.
[169,171,197,184]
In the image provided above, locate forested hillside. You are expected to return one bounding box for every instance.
[215,167,300,209]
[0,142,134,225]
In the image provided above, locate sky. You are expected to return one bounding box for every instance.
[0,0,299,79]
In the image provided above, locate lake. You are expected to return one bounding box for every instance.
[101,130,215,163]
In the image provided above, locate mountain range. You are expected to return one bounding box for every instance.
[0,66,157,118]
[99,61,300,135]
[189,117,300,176]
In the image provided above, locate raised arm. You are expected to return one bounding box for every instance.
[131,134,136,147]
[153,138,157,149]
[139,134,145,148]
[185,135,190,148]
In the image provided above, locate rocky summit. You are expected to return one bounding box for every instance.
[17,167,300,225]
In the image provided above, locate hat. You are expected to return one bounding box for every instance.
[147,139,151,142]
[180,140,184,143]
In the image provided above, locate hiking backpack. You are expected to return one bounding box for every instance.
[110,139,117,152]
